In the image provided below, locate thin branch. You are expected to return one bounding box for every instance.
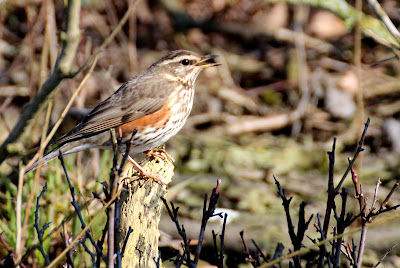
[161,198,192,266]
[240,231,257,268]
[0,0,81,165]
[17,100,53,265]
[193,180,221,265]
[252,239,268,263]
[373,240,400,268]
[58,151,107,261]
[33,183,51,265]
[118,128,138,176]
[80,237,96,267]
[107,128,119,268]
[334,118,370,193]
[76,0,141,74]
[48,192,121,267]
[370,178,381,213]
[380,178,400,211]
[25,55,99,171]
[323,137,336,236]
[116,227,133,268]
[59,228,75,268]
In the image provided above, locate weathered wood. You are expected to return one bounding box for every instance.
[117,153,174,268]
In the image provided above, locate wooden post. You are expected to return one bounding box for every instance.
[116,154,174,268]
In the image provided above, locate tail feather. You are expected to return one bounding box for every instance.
[24,147,63,174]
[24,141,101,174]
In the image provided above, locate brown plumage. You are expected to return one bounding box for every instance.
[26,50,219,174]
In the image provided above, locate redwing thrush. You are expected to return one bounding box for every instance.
[25,50,220,175]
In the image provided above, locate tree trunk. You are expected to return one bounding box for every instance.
[116,154,174,268]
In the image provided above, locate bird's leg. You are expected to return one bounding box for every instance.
[126,155,164,185]
[143,145,175,163]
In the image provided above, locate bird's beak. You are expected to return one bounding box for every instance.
[196,54,221,68]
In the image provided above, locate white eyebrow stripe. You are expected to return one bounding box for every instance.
[159,55,200,65]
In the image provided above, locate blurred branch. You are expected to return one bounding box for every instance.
[373,240,400,268]
[17,100,53,265]
[76,0,141,74]
[25,55,99,172]
[0,0,141,165]
[0,0,81,164]
[367,0,400,44]
[263,0,400,53]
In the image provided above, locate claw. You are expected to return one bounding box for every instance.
[144,146,175,163]
[127,155,165,185]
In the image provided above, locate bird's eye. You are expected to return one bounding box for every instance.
[181,59,190,66]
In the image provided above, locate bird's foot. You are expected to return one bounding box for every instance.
[144,146,175,163]
[127,155,165,185]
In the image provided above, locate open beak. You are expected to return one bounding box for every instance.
[196,54,221,68]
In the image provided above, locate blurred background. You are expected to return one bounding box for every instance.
[1,0,400,266]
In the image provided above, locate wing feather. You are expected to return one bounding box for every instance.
[56,72,175,145]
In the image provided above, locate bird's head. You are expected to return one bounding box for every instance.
[153,50,220,85]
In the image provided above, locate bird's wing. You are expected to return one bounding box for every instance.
[56,75,174,145]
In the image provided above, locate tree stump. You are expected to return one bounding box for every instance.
[116,153,174,268]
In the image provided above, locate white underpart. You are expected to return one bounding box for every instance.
[126,73,197,154]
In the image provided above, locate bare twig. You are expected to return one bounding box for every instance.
[59,228,75,268]
[373,240,400,268]
[213,213,227,268]
[162,180,222,267]
[274,176,313,268]
[380,178,400,211]
[193,180,221,265]
[370,178,381,213]
[314,214,328,267]
[161,198,192,266]
[251,239,268,263]
[107,129,119,267]
[323,137,336,236]
[240,231,256,267]
[48,192,121,267]
[118,128,138,176]
[33,183,51,265]
[58,151,107,262]
[80,237,96,266]
[335,118,370,193]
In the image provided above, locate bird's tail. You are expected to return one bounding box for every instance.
[24,142,77,174]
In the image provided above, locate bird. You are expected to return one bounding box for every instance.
[25,50,220,177]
